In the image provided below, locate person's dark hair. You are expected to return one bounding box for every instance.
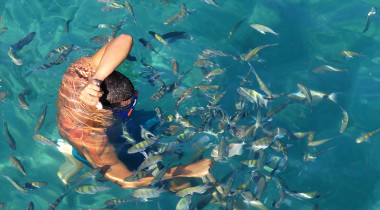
[99,71,134,108]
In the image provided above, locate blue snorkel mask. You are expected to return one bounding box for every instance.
[112,90,138,119]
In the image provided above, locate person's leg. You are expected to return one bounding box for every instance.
[56,139,85,185]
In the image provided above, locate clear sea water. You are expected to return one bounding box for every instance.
[1,0,380,209]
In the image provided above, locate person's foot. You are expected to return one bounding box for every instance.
[174,159,214,178]
[56,139,84,185]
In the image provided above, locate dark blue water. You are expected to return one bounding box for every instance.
[1,0,380,209]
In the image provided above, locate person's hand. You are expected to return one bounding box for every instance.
[78,79,103,109]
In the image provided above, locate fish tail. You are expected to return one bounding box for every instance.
[328,92,338,104]
[25,70,34,77]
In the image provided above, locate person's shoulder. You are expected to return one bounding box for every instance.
[66,57,96,78]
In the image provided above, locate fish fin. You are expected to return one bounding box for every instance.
[328,92,338,104]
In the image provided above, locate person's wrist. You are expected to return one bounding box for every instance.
[90,78,102,87]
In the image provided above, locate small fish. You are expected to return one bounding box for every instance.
[151,157,175,185]
[18,88,31,110]
[10,156,27,177]
[266,101,293,117]
[26,44,74,76]
[22,181,48,190]
[312,65,348,74]
[203,68,226,82]
[90,35,109,45]
[286,190,320,200]
[216,134,228,162]
[0,27,7,35]
[194,59,217,68]
[109,21,125,41]
[124,167,156,182]
[339,51,364,59]
[250,24,279,36]
[70,168,101,186]
[32,134,58,146]
[229,18,245,39]
[27,201,34,210]
[234,172,255,194]
[121,123,136,144]
[45,45,73,60]
[271,177,286,208]
[175,112,195,128]
[162,31,193,43]
[287,89,336,105]
[104,198,138,206]
[10,32,36,52]
[176,184,212,197]
[164,3,188,25]
[243,43,278,61]
[8,49,22,65]
[207,91,226,108]
[154,107,166,125]
[138,38,161,56]
[308,137,337,147]
[140,124,157,140]
[171,57,179,75]
[75,184,111,194]
[159,0,170,5]
[125,1,137,25]
[176,194,192,210]
[65,18,72,34]
[291,132,309,139]
[175,88,193,109]
[167,69,191,94]
[4,121,16,151]
[102,2,125,11]
[297,83,312,108]
[203,0,220,8]
[151,81,167,101]
[338,105,349,133]
[249,136,273,151]
[307,131,315,148]
[97,23,117,29]
[164,11,182,25]
[250,65,272,97]
[195,85,220,92]
[149,31,171,51]
[240,66,253,85]
[1,175,27,194]
[303,147,335,162]
[47,190,70,210]
[356,128,380,143]
[131,187,166,200]
[222,169,240,198]
[363,7,376,33]
[177,129,196,143]
[134,155,163,176]
[0,91,8,102]
[241,191,268,210]
[237,87,268,108]
[198,49,231,60]
[127,137,156,154]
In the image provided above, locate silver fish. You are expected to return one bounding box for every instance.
[250,24,279,36]
[4,121,16,151]
[363,7,376,33]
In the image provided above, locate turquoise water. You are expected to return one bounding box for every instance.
[1,0,380,209]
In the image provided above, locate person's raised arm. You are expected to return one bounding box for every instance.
[91,34,133,81]
[79,34,133,107]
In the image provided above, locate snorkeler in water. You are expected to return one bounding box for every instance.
[56,34,213,189]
